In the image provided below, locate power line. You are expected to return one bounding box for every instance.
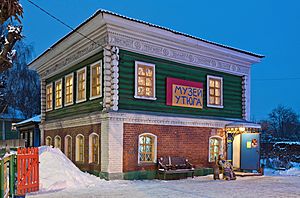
[253,77,300,81]
[26,0,99,45]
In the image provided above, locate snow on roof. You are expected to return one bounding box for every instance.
[29,9,264,66]
[0,107,25,120]
[14,114,41,126]
[274,142,300,146]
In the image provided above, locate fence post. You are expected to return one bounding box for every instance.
[0,159,4,198]
[9,155,15,197]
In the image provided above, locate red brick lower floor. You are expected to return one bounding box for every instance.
[43,122,224,178]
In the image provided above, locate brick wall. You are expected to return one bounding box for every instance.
[123,123,215,172]
[45,123,101,172]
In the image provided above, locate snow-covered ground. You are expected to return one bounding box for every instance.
[27,147,300,198]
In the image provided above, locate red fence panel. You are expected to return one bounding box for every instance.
[17,147,39,195]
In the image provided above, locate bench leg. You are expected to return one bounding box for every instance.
[192,172,194,178]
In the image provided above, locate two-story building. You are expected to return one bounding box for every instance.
[29,10,264,180]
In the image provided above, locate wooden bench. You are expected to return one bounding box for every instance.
[158,156,195,180]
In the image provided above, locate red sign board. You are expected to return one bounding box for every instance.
[166,77,203,109]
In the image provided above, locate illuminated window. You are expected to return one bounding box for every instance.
[54,135,61,150]
[76,134,84,162]
[76,67,86,103]
[89,133,99,164]
[65,135,72,160]
[134,61,156,100]
[207,75,223,108]
[55,79,62,109]
[46,84,53,111]
[46,136,52,146]
[208,136,223,162]
[65,73,74,106]
[138,133,157,163]
[90,61,102,99]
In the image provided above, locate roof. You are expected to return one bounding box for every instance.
[225,121,261,129]
[14,115,41,127]
[29,10,264,66]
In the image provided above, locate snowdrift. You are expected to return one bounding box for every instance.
[38,146,101,192]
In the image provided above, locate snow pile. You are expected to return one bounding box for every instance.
[264,162,300,177]
[38,146,101,192]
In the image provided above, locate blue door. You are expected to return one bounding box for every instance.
[240,133,260,170]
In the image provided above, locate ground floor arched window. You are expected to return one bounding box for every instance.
[46,136,52,146]
[138,133,157,163]
[65,135,72,160]
[89,133,99,164]
[76,134,84,162]
[209,136,223,162]
[54,135,61,150]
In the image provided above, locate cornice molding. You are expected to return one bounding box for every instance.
[108,31,250,76]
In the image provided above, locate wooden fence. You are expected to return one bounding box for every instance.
[0,155,15,198]
[17,147,39,195]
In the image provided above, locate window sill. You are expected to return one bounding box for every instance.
[138,162,157,166]
[64,102,74,107]
[76,98,87,104]
[134,95,157,101]
[207,104,224,109]
[89,95,102,100]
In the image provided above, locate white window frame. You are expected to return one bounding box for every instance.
[208,135,223,162]
[76,67,87,103]
[89,61,102,100]
[54,135,61,150]
[75,134,85,162]
[46,83,53,112]
[64,135,72,160]
[88,133,100,164]
[207,75,224,108]
[54,79,63,109]
[138,133,157,164]
[134,61,156,100]
[46,136,52,146]
[64,73,74,106]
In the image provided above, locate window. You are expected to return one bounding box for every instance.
[207,75,223,108]
[46,84,53,111]
[90,61,102,99]
[138,133,157,163]
[76,67,86,103]
[89,133,99,164]
[134,61,156,100]
[54,135,61,150]
[65,135,72,160]
[46,136,52,146]
[208,136,223,162]
[65,73,74,106]
[55,79,62,109]
[76,134,84,162]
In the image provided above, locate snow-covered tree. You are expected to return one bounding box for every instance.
[0,0,23,72]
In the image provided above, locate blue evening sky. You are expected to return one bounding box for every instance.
[20,0,300,120]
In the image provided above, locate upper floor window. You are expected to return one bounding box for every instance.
[138,133,157,163]
[65,73,74,106]
[134,61,156,100]
[207,75,223,108]
[46,84,53,111]
[76,67,86,103]
[90,61,102,99]
[55,79,62,109]
[208,136,223,162]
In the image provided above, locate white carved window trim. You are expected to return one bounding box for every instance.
[207,75,224,108]
[54,79,63,109]
[64,135,72,160]
[90,61,102,100]
[64,73,74,106]
[46,136,52,146]
[88,133,100,164]
[138,133,157,164]
[46,83,53,111]
[134,61,156,100]
[54,135,61,150]
[76,134,85,162]
[208,135,223,162]
[76,67,87,103]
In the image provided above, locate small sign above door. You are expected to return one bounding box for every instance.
[166,77,203,109]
